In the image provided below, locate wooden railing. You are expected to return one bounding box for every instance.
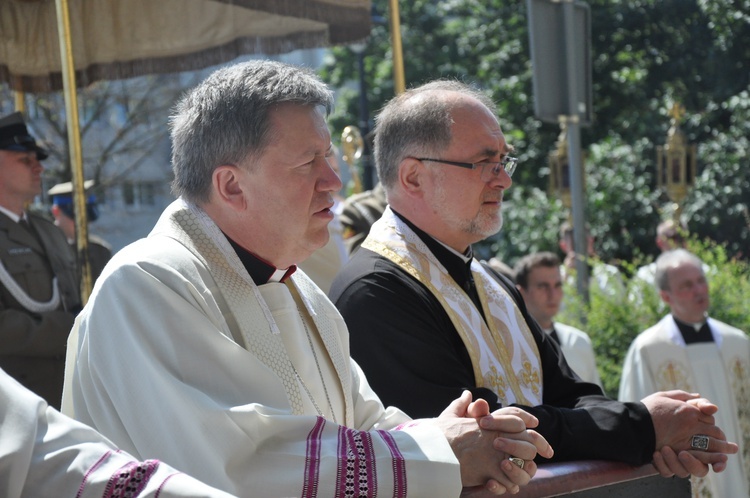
[464,460,690,497]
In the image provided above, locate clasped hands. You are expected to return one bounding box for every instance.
[435,389,738,495]
[436,390,554,495]
[642,390,739,478]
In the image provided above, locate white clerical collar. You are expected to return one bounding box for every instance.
[268,267,293,283]
[434,238,472,263]
[0,205,22,223]
[673,314,708,331]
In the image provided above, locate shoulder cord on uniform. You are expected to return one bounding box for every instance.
[0,261,60,313]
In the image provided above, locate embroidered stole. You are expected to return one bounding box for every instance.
[155,199,354,426]
[362,208,542,406]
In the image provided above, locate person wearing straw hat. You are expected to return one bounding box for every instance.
[0,111,80,409]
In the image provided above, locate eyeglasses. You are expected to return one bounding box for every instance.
[415,155,519,181]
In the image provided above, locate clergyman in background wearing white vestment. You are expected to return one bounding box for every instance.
[514,251,602,387]
[61,60,553,498]
[620,248,749,497]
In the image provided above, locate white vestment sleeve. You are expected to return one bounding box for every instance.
[63,238,461,497]
[554,323,602,387]
[0,368,235,498]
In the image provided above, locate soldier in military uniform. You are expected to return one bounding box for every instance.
[49,180,112,284]
[0,112,80,408]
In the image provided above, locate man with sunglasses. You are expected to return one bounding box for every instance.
[0,112,80,409]
[330,80,737,479]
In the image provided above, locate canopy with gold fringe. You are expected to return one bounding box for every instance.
[0,0,372,93]
[0,0,371,303]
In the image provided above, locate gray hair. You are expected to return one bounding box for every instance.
[170,60,333,204]
[373,80,496,189]
[654,248,704,291]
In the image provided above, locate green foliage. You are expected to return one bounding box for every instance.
[559,261,662,398]
[689,238,750,334]
[321,0,750,263]
[682,90,750,259]
[583,136,662,265]
[483,185,563,264]
[484,134,662,267]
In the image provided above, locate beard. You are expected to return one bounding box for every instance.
[466,206,504,238]
[432,174,504,242]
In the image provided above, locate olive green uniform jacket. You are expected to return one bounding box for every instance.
[0,211,80,408]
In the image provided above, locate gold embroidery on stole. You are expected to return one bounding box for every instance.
[363,215,542,406]
[474,273,542,402]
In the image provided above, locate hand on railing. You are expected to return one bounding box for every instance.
[641,390,738,478]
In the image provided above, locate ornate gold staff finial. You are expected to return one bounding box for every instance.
[657,102,696,221]
[341,126,364,194]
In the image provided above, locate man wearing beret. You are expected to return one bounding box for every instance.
[0,111,80,408]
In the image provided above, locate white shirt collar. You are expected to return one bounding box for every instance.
[435,238,472,263]
[0,205,22,223]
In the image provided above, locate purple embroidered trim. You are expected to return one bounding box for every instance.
[104,459,160,498]
[301,423,406,497]
[336,425,347,496]
[392,421,419,431]
[378,431,407,498]
[336,427,377,497]
[76,450,116,498]
[358,431,377,498]
[302,417,326,498]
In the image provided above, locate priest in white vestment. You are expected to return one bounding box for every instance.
[0,367,236,498]
[620,249,750,497]
[62,60,553,498]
